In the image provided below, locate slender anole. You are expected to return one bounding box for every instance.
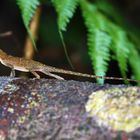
[0,49,138,82]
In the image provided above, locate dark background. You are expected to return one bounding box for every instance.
[0,0,140,84]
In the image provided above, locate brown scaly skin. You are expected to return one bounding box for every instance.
[0,49,138,82]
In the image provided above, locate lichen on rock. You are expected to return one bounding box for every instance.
[85,87,140,132]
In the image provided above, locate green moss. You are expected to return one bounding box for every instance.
[86,87,140,132]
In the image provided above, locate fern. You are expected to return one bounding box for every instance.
[95,0,123,24]
[51,0,140,83]
[80,0,111,84]
[16,0,140,84]
[88,30,111,84]
[51,0,79,68]
[128,43,140,84]
[95,0,138,79]
[16,0,40,48]
[108,25,129,78]
[51,0,79,31]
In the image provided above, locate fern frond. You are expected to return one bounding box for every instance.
[109,26,129,78]
[16,0,40,48]
[51,0,79,31]
[96,0,140,80]
[80,0,111,84]
[51,0,79,68]
[88,30,111,84]
[96,0,122,24]
[128,43,140,83]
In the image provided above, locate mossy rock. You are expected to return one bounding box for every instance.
[86,87,140,132]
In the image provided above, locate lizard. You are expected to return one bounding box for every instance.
[0,49,138,82]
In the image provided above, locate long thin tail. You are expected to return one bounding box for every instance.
[44,66,139,83]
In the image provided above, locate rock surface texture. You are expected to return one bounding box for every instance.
[0,77,139,140]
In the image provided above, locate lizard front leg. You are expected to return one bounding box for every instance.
[3,62,15,77]
[10,68,15,77]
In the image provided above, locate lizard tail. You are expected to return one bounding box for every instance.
[42,66,139,82]
[41,66,95,79]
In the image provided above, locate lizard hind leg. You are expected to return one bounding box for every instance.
[47,72,64,80]
[41,71,64,80]
[31,71,40,79]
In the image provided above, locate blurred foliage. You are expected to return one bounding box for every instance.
[16,0,40,49]
[16,0,140,84]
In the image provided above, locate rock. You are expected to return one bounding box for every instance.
[0,77,138,140]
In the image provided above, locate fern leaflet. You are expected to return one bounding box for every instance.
[128,43,140,84]
[109,25,129,78]
[51,0,79,68]
[16,0,40,48]
[80,0,111,84]
[51,0,79,31]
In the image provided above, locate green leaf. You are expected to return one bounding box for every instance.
[51,0,79,68]
[109,26,129,78]
[96,0,123,24]
[88,30,111,84]
[80,0,111,84]
[16,0,40,48]
[52,0,79,31]
[128,43,140,83]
